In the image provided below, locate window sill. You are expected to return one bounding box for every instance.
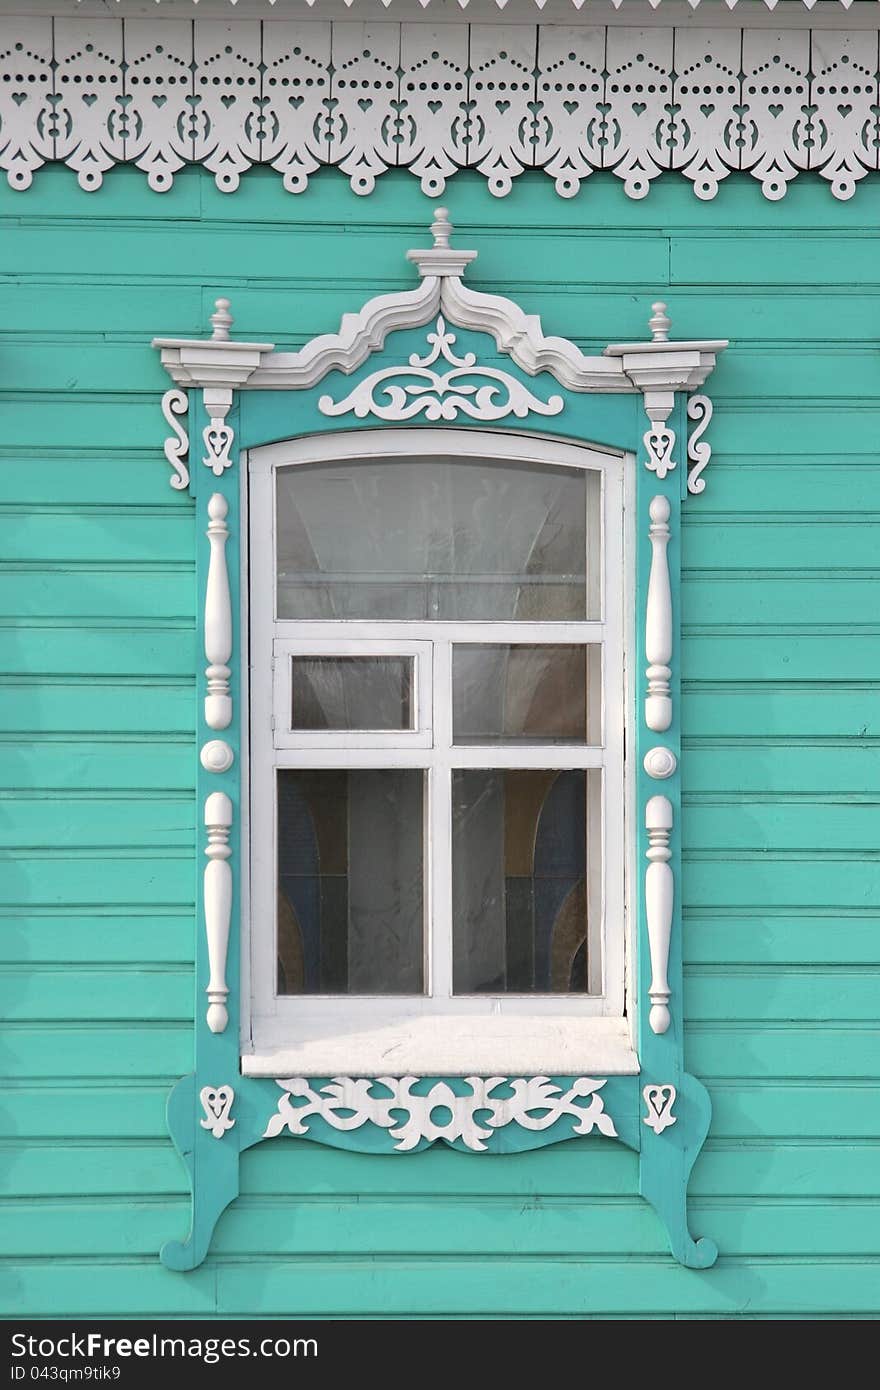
[241,1015,638,1077]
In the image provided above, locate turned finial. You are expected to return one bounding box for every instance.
[210,298,233,342]
[649,301,671,343]
[431,207,452,249]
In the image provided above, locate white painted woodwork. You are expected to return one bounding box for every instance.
[204,493,232,732]
[318,315,565,424]
[204,791,233,1035]
[193,21,262,193]
[52,19,125,192]
[645,496,673,735]
[5,20,880,201]
[265,1076,618,1151]
[200,740,235,774]
[160,388,190,492]
[642,1083,677,1135]
[155,210,726,406]
[245,428,631,1075]
[645,794,673,1037]
[0,18,53,190]
[124,19,194,193]
[272,638,433,751]
[7,1,871,16]
[199,1084,235,1138]
[643,746,677,780]
[671,27,742,201]
[328,23,402,196]
[687,394,714,496]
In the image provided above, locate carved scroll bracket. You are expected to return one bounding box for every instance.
[687,394,715,495]
[160,388,189,491]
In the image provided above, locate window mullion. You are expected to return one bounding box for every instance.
[429,638,453,1001]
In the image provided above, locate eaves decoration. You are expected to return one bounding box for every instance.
[3,18,880,200]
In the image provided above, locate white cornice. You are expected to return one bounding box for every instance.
[153,208,726,399]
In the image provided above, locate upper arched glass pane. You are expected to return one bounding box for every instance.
[275,454,600,621]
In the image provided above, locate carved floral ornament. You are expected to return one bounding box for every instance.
[3,19,880,201]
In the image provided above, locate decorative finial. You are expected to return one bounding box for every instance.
[649,301,671,343]
[210,298,233,342]
[431,207,452,250]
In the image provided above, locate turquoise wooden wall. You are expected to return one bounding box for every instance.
[2,167,878,1319]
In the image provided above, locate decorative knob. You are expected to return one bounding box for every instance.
[210,298,233,342]
[431,207,452,249]
[648,301,671,343]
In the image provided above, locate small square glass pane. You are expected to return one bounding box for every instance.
[277,768,425,995]
[452,644,600,744]
[290,655,414,731]
[452,768,600,995]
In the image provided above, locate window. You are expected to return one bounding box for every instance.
[245,429,633,1075]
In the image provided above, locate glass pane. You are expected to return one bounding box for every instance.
[290,656,414,731]
[276,457,599,620]
[277,769,424,995]
[453,644,600,744]
[451,768,600,995]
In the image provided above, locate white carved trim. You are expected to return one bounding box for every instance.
[265,1076,618,1152]
[644,419,677,480]
[643,746,677,780]
[199,1083,235,1138]
[252,277,442,390]
[203,391,235,476]
[642,1083,677,1135]
[442,276,631,393]
[160,388,190,492]
[200,740,234,774]
[687,394,714,496]
[204,792,232,1035]
[645,795,673,1037]
[204,493,232,733]
[645,496,672,735]
[5,21,879,202]
[155,213,725,416]
[318,315,565,423]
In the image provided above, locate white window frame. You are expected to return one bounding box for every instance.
[242,428,637,1077]
[273,638,433,749]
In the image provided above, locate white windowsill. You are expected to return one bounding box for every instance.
[241,1015,638,1078]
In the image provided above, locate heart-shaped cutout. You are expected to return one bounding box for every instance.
[152,94,167,108]
[427,99,442,114]
[838,103,852,118]
[768,103,783,118]
[11,91,26,107]
[649,1086,673,1115]
[288,95,304,109]
[563,99,578,115]
[496,99,510,114]
[649,431,670,458]
[221,94,235,109]
[206,425,230,456]
[700,103,714,118]
[632,101,646,116]
[82,93,97,107]
[358,97,372,112]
